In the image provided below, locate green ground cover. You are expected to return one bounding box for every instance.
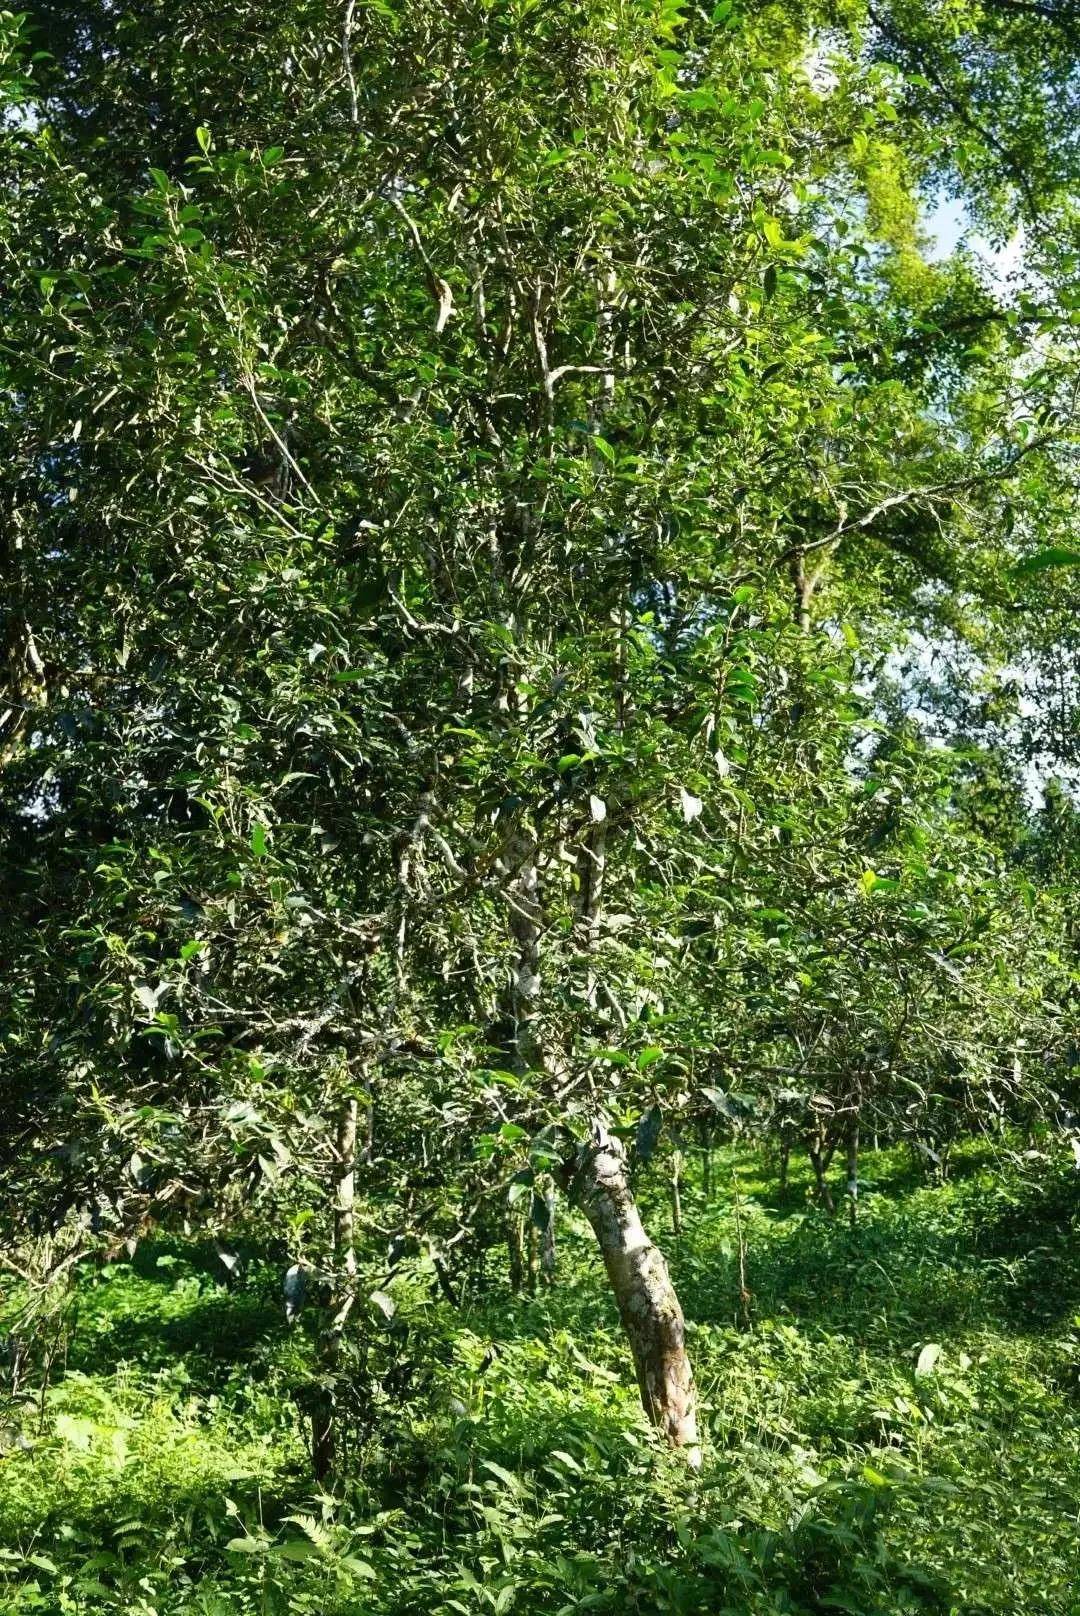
[2,1144,1078,1615]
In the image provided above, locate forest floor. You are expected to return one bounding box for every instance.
[2,1140,1079,1615]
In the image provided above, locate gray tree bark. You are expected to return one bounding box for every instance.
[567,1125,699,1462]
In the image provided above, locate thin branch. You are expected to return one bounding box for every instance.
[240,377,322,505]
[389,194,454,334]
[342,0,359,126]
[547,363,610,387]
[780,438,1053,563]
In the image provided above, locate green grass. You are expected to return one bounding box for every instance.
[2,1142,1079,1614]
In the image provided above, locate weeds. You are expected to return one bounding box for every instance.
[1,1143,1077,1613]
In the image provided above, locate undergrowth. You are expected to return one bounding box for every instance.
[1,1142,1078,1614]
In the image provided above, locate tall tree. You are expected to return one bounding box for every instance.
[2,0,1077,1458]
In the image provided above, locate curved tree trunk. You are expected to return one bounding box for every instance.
[568,1125,699,1462]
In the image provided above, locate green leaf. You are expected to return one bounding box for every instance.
[274,1539,318,1561]
[195,125,212,154]
[860,868,897,895]
[342,1558,378,1578]
[250,822,269,858]
[257,1154,281,1184]
[1013,547,1080,576]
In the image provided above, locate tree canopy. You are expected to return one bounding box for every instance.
[1,0,1079,1582]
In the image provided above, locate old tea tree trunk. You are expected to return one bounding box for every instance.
[567,1123,700,1464]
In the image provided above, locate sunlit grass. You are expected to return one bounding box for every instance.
[2,1142,1078,1613]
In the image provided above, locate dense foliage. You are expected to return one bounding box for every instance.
[1,0,1078,1608]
